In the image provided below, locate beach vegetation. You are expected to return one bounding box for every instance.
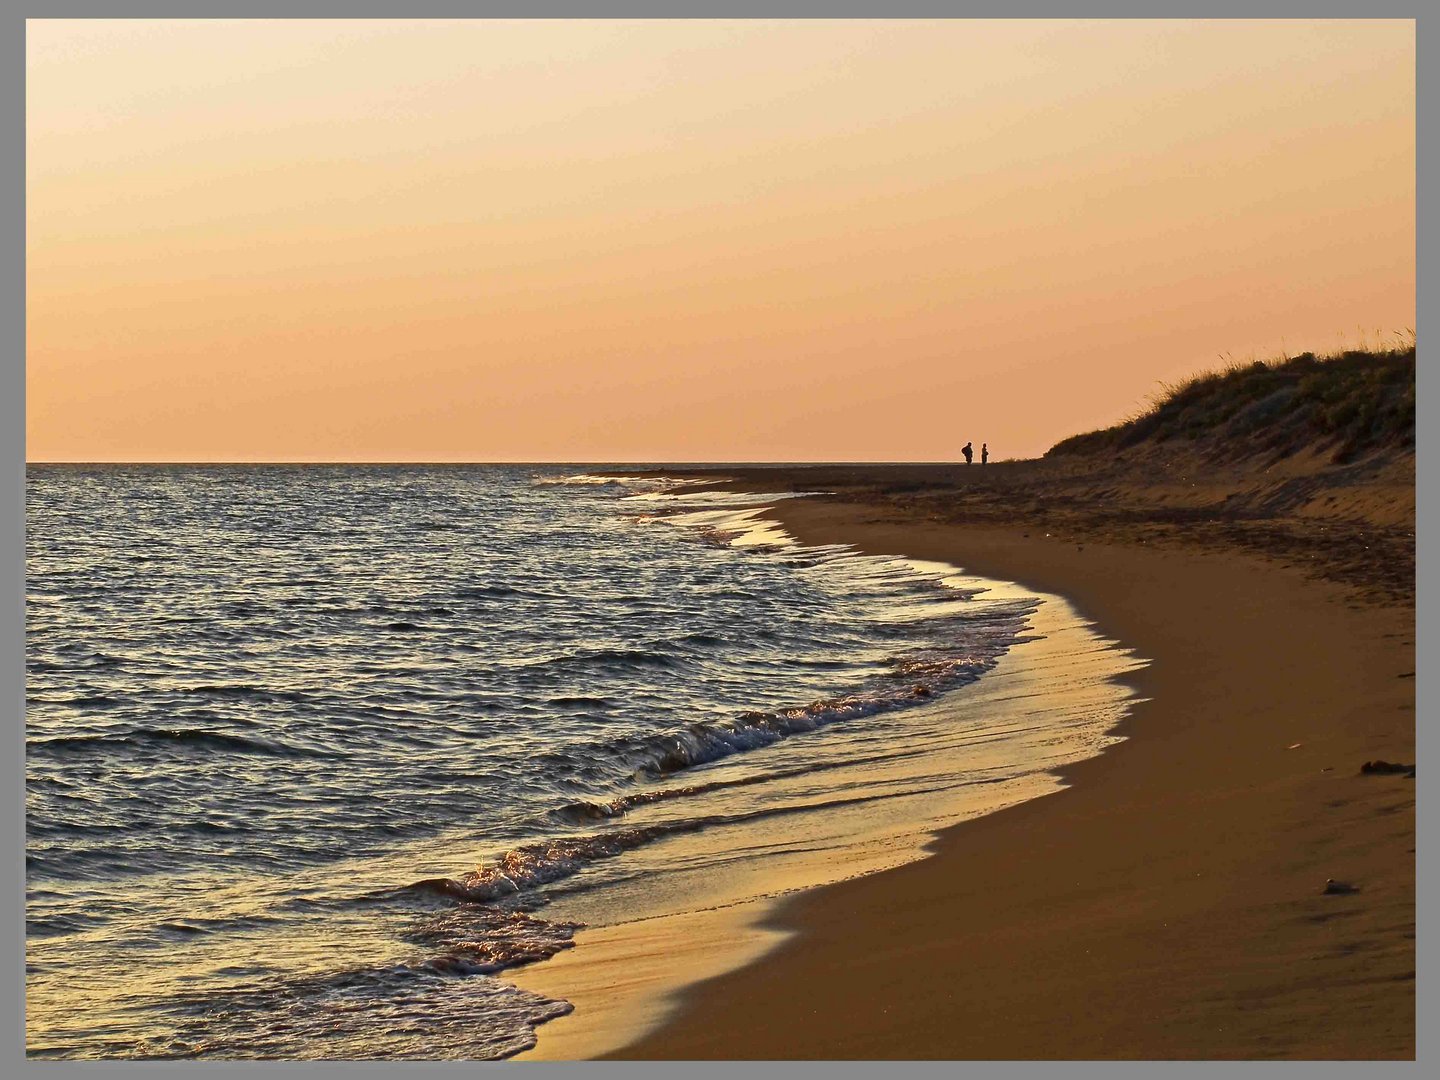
[1046,340,1416,464]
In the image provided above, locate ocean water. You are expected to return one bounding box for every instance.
[25,465,1141,1060]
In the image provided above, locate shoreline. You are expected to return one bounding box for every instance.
[513,508,1144,1060]
[591,484,1415,1059]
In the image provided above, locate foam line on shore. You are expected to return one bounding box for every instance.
[513,492,1146,1059]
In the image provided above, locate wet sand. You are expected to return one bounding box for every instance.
[514,564,1143,1060]
[601,485,1414,1059]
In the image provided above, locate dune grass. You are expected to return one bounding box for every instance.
[1047,340,1416,464]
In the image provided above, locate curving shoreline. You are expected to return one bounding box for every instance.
[594,485,1414,1059]
[513,496,1146,1060]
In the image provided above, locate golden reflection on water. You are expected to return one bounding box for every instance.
[28,470,1143,1059]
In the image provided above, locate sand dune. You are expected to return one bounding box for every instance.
[594,353,1415,1059]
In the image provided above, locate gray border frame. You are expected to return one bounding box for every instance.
[8,5,1426,1078]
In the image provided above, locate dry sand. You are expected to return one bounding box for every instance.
[594,463,1415,1060]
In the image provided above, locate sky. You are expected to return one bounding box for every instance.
[26,18,1415,462]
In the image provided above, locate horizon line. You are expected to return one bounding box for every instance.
[25,459,1017,467]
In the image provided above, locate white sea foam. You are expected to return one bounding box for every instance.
[27,465,1145,1062]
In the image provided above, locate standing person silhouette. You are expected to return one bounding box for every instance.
[981,443,989,465]
[962,442,973,465]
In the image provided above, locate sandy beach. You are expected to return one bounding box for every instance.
[519,451,1415,1061]
[22,19,1416,1066]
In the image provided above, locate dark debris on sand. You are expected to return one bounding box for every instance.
[1360,760,1416,777]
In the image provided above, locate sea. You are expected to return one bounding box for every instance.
[25,465,1145,1059]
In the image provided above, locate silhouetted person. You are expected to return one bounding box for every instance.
[962,442,973,465]
[981,443,989,465]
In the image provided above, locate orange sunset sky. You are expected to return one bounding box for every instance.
[27,18,1415,462]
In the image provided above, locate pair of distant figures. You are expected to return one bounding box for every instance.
[961,442,989,465]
